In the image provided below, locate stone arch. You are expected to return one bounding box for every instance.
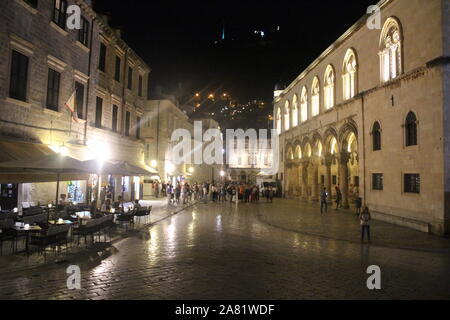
[342,48,358,100]
[379,17,403,49]
[311,132,323,158]
[284,100,290,131]
[323,127,339,155]
[303,142,312,159]
[294,144,302,159]
[286,143,294,161]
[338,120,358,153]
[380,17,403,82]
[324,64,336,109]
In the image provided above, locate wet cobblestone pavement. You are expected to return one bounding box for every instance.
[1,199,450,300]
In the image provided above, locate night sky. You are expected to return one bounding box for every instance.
[93,0,376,103]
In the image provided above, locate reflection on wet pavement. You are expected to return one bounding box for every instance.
[0,200,450,300]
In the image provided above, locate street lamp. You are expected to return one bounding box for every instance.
[150,160,158,168]
[59,145,68,156]
[188,167,195,174]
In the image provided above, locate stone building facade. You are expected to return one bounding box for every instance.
[274,0,450,235]
[227,138,273,183]
[0,0,152,206]
[142,99,221,191]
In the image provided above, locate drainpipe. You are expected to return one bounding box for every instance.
[83,13,95,146]
[361,95,367,206]
[121,49,129,136]
[156,100,160,162]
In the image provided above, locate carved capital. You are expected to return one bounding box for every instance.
[324,153,334,167]
[339,151,350,165]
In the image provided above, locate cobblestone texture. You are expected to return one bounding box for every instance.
[1,199,450,300]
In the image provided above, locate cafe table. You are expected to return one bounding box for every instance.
[13,225,42,253]
[48,220,75,242]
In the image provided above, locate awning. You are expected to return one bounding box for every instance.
[0,140,90,183]
[82,159,130,176]
[0,139,54,163]
[0,172,89,184]
[113,161,158,176]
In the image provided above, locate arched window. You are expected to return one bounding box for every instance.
[284,100,290,131]
[292,94,299,127]
[276,108,281,135]
[343,49,357,100]
[405,112,417,146]
[380,18,403,83]
[300,86,308,123]
[324,65,335,109]
[311,77,320,117]
[372,121,381,151]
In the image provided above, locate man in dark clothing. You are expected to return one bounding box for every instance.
[320,187,328,214]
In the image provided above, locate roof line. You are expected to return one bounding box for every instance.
[277,0,392,100]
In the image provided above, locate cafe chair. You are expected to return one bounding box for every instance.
[0,219,17,256]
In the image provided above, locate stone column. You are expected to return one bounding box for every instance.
[325,154,333,204]
[301,162,309,201]
[310,160,319,202]
[339,152,350,209]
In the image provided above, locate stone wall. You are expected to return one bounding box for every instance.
[274,0,449,234]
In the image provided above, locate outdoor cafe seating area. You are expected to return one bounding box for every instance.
[0,201,152,257]
[0,152,154,258]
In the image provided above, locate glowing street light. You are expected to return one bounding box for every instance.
[150,160,158,168]
[188,167,195,174]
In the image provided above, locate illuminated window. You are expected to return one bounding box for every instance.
[276,108,282,135]
[300,86,308,122]
[284,100,290,131]
[324,65,335,109]
[292,94,298,127]
[380,18,403,82]
[311,77,320,117]
[343,49,357,100]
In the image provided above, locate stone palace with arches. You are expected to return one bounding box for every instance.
[273,0,450,235]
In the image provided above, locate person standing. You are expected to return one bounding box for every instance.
[155,182,160,198]
[335,185,342,210]
[360,207,372,242]
[355,195,362,216]
[268,187,274,203]
[320,187,328,214]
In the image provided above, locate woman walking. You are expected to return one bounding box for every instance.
[359,207,372,242]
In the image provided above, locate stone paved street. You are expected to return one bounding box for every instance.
[1,199,450,300]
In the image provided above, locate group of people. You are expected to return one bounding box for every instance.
[319,185,362,213]
[319,184,371,242]
[160,181,276,205]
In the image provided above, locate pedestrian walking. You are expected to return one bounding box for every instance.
[268,187,274,203]
[360,207,372,242]
[320,187,328,214]
[355,196,362,216]
[335,185,342,210]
